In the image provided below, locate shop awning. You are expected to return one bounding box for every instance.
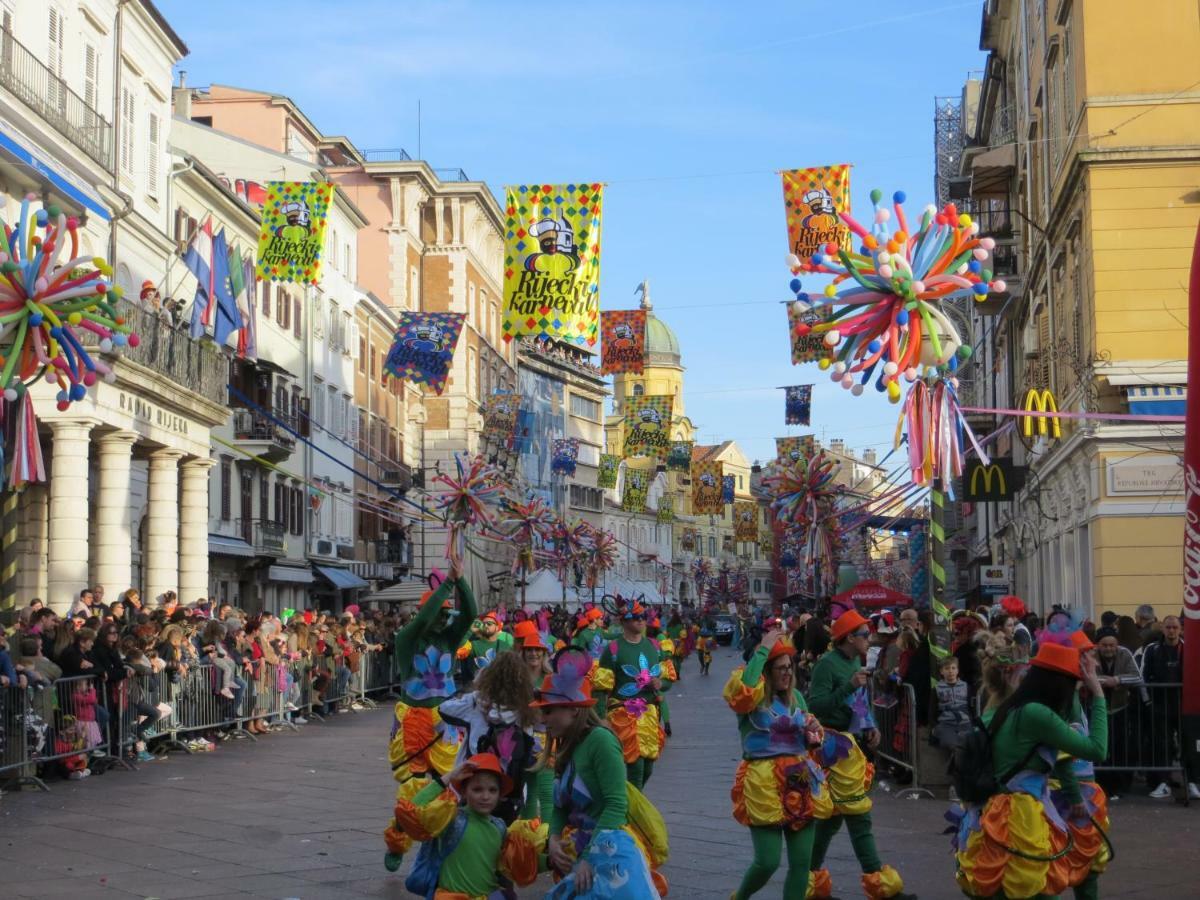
[267,564,314,584]
[314,565,369,591]
[208,533,255,558]
[830,580,912,613]
[969,142,1015,197]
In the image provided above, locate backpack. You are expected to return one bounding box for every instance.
[952,710,1038,804]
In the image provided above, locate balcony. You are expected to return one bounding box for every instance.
[374,539,413,567]
[0,27,113,169]
[362,148,413,162]
[236,518,286,557]
[232,409,296,462]
[378,464,412,491]
[81,299,228,404]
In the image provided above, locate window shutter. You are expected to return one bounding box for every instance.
[120,88,135,176]
[84,44,99,111]
[293,297,301,339]
[147,112,160,199]
[1038,310,1051,388]
[48,8,63,76]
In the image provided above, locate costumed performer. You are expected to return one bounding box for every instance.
[384,565,475,870]
[650,615,678,738]
[697,627,715,676]
[537,649,668,899]
[594,599,669,789]
[724,626,831,899]
[807,610,913,899]
[571,608,608,661]
[666,612,688,680]
[516,620,557,820]
[952,642,1108,899]
[393,752,544,899]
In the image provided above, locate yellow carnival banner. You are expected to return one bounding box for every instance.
[256,182,335,285]
[624,395,674,461]
[776,435,815,465]
[781,165,851,270]
[691,460,724,515]
[502,183,603,348]
[733,501,759,541]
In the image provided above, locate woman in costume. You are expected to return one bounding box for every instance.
[724,626,829,898]
[953,642,1108,899]
[384,566,476,871]
[535,649,668,899]
[515,620,557,820]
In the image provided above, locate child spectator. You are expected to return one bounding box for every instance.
[932,656,971,750]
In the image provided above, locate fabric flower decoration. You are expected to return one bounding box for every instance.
[474,647,497,671]
[847,686,877,735]
[622,698,648,718]
[618,653,661,698]
[405,645,455,701]
[745,700,812,757]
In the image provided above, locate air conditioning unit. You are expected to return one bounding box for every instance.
[312,538,334,557]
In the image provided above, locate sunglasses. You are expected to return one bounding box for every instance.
[852,629,871,639]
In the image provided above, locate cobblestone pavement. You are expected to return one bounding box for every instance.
[1,649,1197,898]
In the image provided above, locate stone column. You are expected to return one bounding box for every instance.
[94,430,138,595]
[47,420,98,612]
[144,449,184,605]
[178,457,215,606]
[16,483,48,602]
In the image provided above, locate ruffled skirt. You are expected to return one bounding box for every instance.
[731,755,833,829]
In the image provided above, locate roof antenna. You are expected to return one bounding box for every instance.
[417,100,422,159]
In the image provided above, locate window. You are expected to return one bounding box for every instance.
[708,536,716,557]
[147,112,161,199]
[359,334,367,372]
[632,383,644,397]
[83,43,99,112]
[258,475,268,526]
[342,312,351,355]
[312,376,325,425]
[570,394,601,421]
[328,302,339,350]
[369,346,376,380]
[468,284,476,322]
[293,297,302,339]
[489,301,498,342]
[220,459,231,521]
[329,384,341,436]
[291,486,304,536]
[259,281,272,319]
[410,266,420,309]
[274,479,285,527]
[344,242,352,277]
[47,8,64,84]
[468,347,477,399]
[280,290,291,330]
[569,484,602,512]
[120,87,135,178]
[754,579,762,594]
[737,475,743,490]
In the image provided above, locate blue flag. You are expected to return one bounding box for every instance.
[211,229,241,346]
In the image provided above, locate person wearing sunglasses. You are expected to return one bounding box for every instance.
[806,609,914,900]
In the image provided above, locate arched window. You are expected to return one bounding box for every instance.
[632,383,644,397]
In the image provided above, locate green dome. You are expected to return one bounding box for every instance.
[645,314,680,363]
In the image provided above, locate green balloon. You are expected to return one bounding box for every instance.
[870,189,883,204]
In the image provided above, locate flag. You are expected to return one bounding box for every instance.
[211,229,241,346]
[784,385,813,425]
[242,254,258,360]
[501,183,603,348]
[623,394,673,461]
[256,181,335,285]
[598,454,620,488]
[721,475,735,504]
[482,393,522,441]
[551,438,579,477]
[781,165,851,270]
[776,435,815,465]
[183,216,214,339]
[622,469,648,513]
[230,245,257,359]
[733,501,758,541]
[600,310,645,374]
[691,460,723,514]
[787,303,827,364]
[383,312,467,395]
[656,493,674,525]
[666,441,693,472]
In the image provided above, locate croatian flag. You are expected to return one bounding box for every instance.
[184,216,214,339]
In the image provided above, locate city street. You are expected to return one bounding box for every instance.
[2,648,1198,899]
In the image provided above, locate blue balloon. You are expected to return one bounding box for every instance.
[867,340,881,354]
[789,278,803,293]
[968,259,982,273]
[972,282,989,295]
[875,378,887,392]
[55,390,68,403]
[893,191,907,204]
[811,253,824,266]
[948,355,959,372]
[29,313,43,327]
[69,383,87,401]
[49,325,62,339]
[896,310,910,326]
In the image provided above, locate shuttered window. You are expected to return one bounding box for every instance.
[147,112,161,199]
[120,88,135,177]
[84,44,99,111]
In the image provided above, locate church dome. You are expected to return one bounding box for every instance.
[637,281,681,367]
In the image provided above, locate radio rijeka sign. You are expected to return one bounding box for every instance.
[1182,222,1200,723]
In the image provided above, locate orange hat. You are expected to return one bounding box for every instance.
[481,611,500,625]
[586,607,604,622]
[831,609,870,643]
[512,620,538,642]
[1030,642,1082,678]
[1069,631,1095,652]
[523,631,554,652]
[419,589,452,610]
[449,753,514,797]
[767,638,797,662]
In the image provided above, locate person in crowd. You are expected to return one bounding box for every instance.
[807,610,912,900]
[696,625,715,676]
[1093,625,1143,798]
[724,627,827,899]
[536,649,666,899]
[514,623,556,819]
[978,633,1023,715]
[1140,614,1199,799]
[1114,615,1141,654]
[665,612,687,681]
[123,647,164,763]
[952,643,1108,899]
[932,655,972,751]
[1135,604,1161,648]
[16,635,60,686]
[951,612,988,701]
[197,621,239,702]
[58,626,97,679]
[570,607,607,663]
[69,588,97,619]
[0,629,26,689]
[900,608,933,727]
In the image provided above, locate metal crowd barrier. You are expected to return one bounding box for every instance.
[871,682,934,800]
[1094,681,1188,789]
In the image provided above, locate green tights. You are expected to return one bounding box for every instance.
[810,812,882,874]
[626,757,654,789]
[735,825,815,899]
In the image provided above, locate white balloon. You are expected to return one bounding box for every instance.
[878,264,893,279]
[786,253,802,268]
[840,374,854,389]
[883,361,899,376]
[850,384,864,396]
[833,362,847,376]
[824,330,840,346]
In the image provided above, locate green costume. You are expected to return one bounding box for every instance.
[548,727,629,844]
[394,577,477,704]
[597,635,669,789]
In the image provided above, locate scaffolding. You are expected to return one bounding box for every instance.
[933,95,964,208]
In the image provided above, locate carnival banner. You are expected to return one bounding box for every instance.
[691,460,723,514]
[776,435,815,465]
[758,530,773,555]
[598,453,620,488]
[383,312,466,395]
[512,409,535,454]
[680,528,698,552]
[721,475,735,504]
[784,385,813,426]
[666,440,693,472]
[787,302,827,364]
[255,181,334,285]
[656,493,674,524]
[623,469,648,513]
[482,392,522,441]
[624,394,673,461]
[781,165,851,271]
[551,438,579,476]
[502,183,603,347]
[600,309,646,374]
[733,501,759,541]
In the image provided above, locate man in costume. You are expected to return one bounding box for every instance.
[571,607,607,661]
[806,609,913,899]
[470,611,514,670]
[593,598,670,789]
[384,566,476,871]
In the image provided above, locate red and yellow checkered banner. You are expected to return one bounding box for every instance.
[781,165,851,271]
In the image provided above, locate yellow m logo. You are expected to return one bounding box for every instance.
[970,464,1006,497]
[1023,388,1062,439]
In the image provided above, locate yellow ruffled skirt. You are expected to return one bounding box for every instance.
[812,731,874,817]
[384,701,462,855]
[731,755,833,829]
[955,792,1072,899]
[607,703,665,762]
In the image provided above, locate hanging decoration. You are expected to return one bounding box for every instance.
[680,528,697,553]
[783,384,813,426]
[255,181,334,285]
[551,438,579,477]
[597,453,620,488]
[666,440,693,472]
[733,501,759,541]
[623,394,673,461]
[501,183,603,348]
[776,435,815,465]
[763,450,843,598]
[656,493,674,525]
[691,460,723,514]
[622,468,648,513]
[383,311,466,396]
[787,301,827,364]
[901,376,980,497]
[433,453,505,571]
[482,392,522,442]
[600,309,646,374]
[500,494,557,576]
[585,528,618,588]
[721,474,736,504]
[781,165,852,271]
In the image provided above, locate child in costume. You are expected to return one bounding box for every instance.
[952,642,1108,899]
[571,608,607,661]
[439,650,538,824]
[807,609,912,900]
[665,613,688,681]
[594,598,670,789]
[649,615,678,738]
[515,621,557,820]
[384,567,476,871]
[394,752,544,899]
[536,649,668,899]
[697,628,715,676]
[725,627,830,899]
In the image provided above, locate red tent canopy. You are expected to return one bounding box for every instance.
[830,580,913,613]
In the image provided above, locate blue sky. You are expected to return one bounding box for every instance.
[161,0,987,466]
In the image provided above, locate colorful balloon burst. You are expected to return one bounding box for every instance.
[499,494,557,575]
[585,528,618,589]
[0,194,138,408]
[433,453,506,570]
[788,190,1002,403]
[763,451,843,596]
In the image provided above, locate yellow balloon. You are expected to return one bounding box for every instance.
[817,358,832,371]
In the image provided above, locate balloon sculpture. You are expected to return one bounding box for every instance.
[500,494,557,576]
[433,454,505,571]
[0,195,138,488]
[763,450,843,597]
